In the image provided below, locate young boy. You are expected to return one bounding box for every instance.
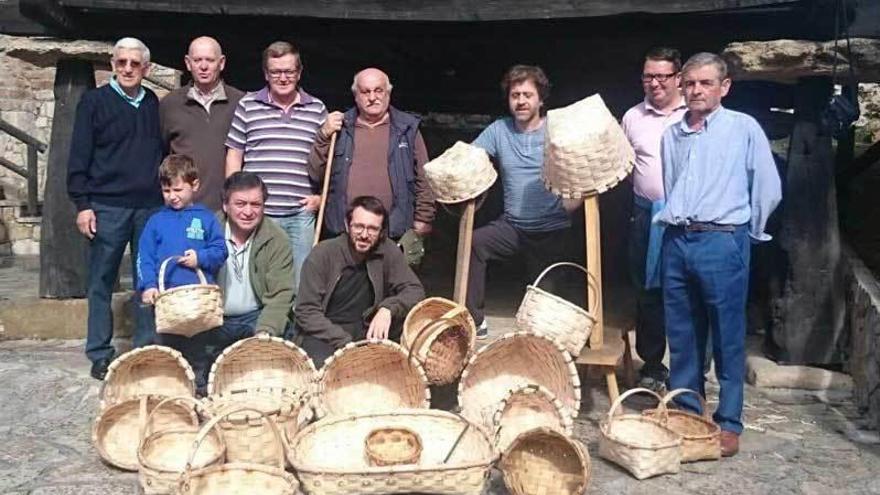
[137,154,227,393]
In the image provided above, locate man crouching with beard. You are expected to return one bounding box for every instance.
[293,195,425,366]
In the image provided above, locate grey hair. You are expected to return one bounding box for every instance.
[113,37,151,64]
[681,52,728,80]
[350,70,393,93]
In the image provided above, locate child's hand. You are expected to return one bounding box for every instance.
[141,288,159,305]
[179,249,198,269]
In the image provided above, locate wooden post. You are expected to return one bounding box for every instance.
[452,199,476,305]
[585,195,604,349]
[26,144,38,217]
[313,133,337,246]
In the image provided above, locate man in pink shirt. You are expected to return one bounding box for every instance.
[621,47,687,392]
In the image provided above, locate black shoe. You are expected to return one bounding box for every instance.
[90,358,111,381]
[637,373,668,393]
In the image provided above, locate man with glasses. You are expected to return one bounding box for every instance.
[293,195,425,366]
[225,41,327,291]
[621,47,687,392]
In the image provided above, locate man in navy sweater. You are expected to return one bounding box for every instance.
[67,37,164,380]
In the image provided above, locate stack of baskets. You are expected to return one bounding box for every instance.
[401,297,476,386]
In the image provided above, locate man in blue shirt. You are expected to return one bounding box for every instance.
[656,53,782,457]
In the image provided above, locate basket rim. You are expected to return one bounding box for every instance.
[178,460,299,491]
[317,339,430,393]
[138,426,225,473]
[599,415,683,450]
[100,345,196,407]
[642,408,721,441]
[493,383,574,438]
[200,387,310,423]
[500,426,590,493]
[154,282,222,300]
[433,166,498,204]
[521,284,597,324]
[207,335,317,396]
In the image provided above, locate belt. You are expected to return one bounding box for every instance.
[670,222,736,233]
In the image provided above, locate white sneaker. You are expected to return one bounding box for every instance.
[476,320,489,340]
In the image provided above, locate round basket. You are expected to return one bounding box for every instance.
[492,384,573,452]
[316,340,430,418]
[138,396,225,494]
[458,332,581,431]
[365,427,423,467]
[92,395,197,471]
[424,141,498,204]
[154,257,224,337]
[207,335,316,397]
[402,297,476,385]
[598,387,682,480]
[500,427,591,495]
[643,388,721,462]
[514,262,598,356]
[288,409,498,495]
[543,93,636,199]
[100,345,195,410]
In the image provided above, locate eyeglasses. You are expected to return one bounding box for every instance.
[350,223,381,236]
[267,69,300,79]
[641,72,678,83]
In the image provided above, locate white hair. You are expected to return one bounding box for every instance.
[113,37,151,64]
[350,70,393,94]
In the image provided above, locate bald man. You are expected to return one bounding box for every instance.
[160,36,244,210]
[308,68,434,251]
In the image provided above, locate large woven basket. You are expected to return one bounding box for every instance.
[207,335,317,397]
[643,388,721,462]
[177,407,298,495]
[402,297,476,385]
[492,384,573,452]
[154,257,224,337]
[100,345,195,410]
[288,409,498,495]
[515,262,598,356]
[138,396,225,495]
[458,332,581,431]
[316,340,430,418]
[500,427,591,495]
[93,395,197,471]
[424,141,498,204]
[599,387,682,480]
[543,93,635,198]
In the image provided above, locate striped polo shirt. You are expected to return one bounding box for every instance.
[226,87,327,216]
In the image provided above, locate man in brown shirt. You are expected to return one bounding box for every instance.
[308,68,434,245]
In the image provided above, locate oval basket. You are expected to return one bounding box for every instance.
[288,409,498,495]
[492,384,573,452]
[402,297,476,385]
[598,387,682,480]
[207,335,316,397]
[316,340,430,418]
[514,262,598,356]
[364,427,423,467]
[642,388,721,462]
[458,332,581,430]
[154,257,224,337]
[500,427,591,495]
[100,345,195,410]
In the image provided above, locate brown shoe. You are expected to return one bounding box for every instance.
[720,431,739,457]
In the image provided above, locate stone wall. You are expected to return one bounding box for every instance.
[846,244,880,429]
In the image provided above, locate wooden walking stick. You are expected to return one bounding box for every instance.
[313,132,338,246]
[452,199,476,305]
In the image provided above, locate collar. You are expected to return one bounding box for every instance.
[225,220,256,250]
[679,105,724,134]
[109,76,146,106]
[187,81,227,102]
[644,96,686,116]
[255,86,314,106]
[355,112,390,129]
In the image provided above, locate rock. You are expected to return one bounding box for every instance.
[0,35,114,67]
[844,425,880,445]
[747,355,854,391]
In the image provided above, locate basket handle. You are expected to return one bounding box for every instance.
[606,387,667,426]
[442,412,472,464]
[140,395,201,441]
[185,406,284,474]
[158,256,208,293]
[660,388,712,421]
[406,315,467,363]
[530,262,600,315]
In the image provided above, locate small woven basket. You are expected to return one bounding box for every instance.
[515,262,598,356]
[500,427,591,495]
[402,297,476,385]
[207,335,317,397]
[599,387,682,480]
[316,340,430,418]
[492,384,573,452]
[424,141,498,204]
[365,427,423,467]
[543,93,636,198]
[154,257,224,337]
[643,388,721,462]
[100,345,195,411]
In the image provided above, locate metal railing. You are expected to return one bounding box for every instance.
[0,117,47,217]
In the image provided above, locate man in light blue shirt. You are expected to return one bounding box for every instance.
[656,53,781,457]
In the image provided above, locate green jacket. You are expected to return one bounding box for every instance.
[217,214,295,336]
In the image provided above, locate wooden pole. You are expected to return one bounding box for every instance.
[313,133,337,247]
[452,199,476,305]
[585,195,604,349]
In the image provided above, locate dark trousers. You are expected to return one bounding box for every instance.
[466,218,569,325]
[662,224,750,434]
[299,322,403,368]
[85,203,156,364]
[627,202,667,378]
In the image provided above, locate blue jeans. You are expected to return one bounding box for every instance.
[662,224,750,434]
[269,211,315,294]
[86,203,156,363]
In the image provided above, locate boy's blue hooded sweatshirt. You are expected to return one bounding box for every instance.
[137,204,227,291]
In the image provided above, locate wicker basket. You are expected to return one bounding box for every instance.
[642,388,721,462]
[599,387,682,480]
[100,345,195,411]
[207,335,317,397]
[500,427,591,495]
[316,340,430,418]
[288,409,498,495]
[424,141,498,204]
[543,93,636,198]
[138,396,225,494]
[492,384,573,452]
[515,262,598,356]
[458,332,581,431]
[154,257,224,337]
[93,395,197,471]
[365,427,423,467]
[402,297,476,385]
[177,407,298,495]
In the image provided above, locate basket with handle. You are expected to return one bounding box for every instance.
[176,406,299,495]
[515,262,598,356]
[492,384,573,452]
[364,426,423,467]
[402,297,476,385]
[154,256,224,337]
[500,427,591,495]
[642,388,721,462]
[100,345,195,411]
[598,387,682,480]
[207,335,317,398]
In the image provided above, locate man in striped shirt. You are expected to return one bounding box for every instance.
[225,41,327,292]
